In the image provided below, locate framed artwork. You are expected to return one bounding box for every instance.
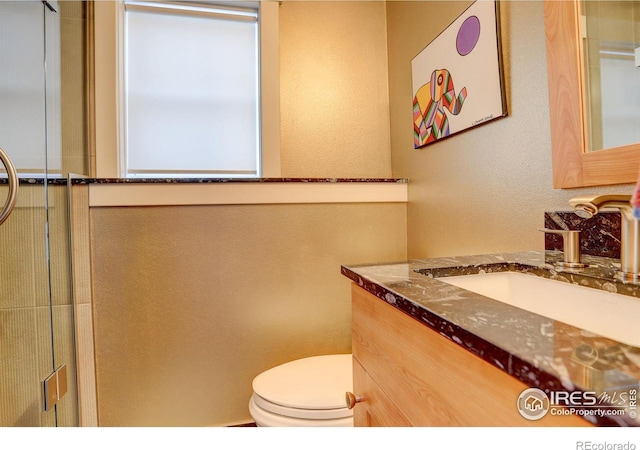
[411,0,507,149]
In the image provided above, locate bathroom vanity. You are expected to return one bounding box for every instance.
[342,252,640,427]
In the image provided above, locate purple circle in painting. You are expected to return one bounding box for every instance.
[456,15,481,56]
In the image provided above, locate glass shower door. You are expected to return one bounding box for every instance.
[0,0,77,427]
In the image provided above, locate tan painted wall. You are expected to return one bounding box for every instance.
[90,203,406,426]
[279,1,392,178]
[386,1,634,259]
[60,1,90,176]
[86,0,638,427]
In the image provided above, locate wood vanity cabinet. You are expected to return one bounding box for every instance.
[350,284,591,427]
[352,358,412,426]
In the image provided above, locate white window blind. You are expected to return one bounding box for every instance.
[123,1,260,178]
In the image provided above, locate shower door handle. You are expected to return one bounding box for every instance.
[0,146,19,226]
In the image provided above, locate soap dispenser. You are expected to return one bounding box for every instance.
[539,228,586,269]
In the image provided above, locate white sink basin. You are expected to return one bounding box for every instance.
[438,271,640,347]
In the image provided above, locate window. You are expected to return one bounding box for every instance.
[122,1,260,178]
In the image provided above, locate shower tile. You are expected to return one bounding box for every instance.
[70,185,92,305]
[35,307,56,427]
[60,0,85,20]
[51,305,79,426]
[0,185,48,310]
[75,303,98,426]
[48,185,72,307]
[0,308,46,426]
[60,6,89,176]
[55,184,95,424]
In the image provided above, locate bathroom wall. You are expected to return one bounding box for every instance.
[279,1,392,178]
[60,1,89,176]
[84,0,639,427]
[89,201,406,426]
[386,1,634,259]
[86,1,403,426]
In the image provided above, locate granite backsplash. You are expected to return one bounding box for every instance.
[544,211,621,259]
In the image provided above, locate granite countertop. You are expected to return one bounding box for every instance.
[341,251,640,427]
[0,177,69,185]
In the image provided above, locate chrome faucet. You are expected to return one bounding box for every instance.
[569,194,640,281]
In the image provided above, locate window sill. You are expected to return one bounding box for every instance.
[74,178,408,207]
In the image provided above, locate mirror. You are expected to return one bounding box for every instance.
[581,1,640,153]
[544,0,640,188]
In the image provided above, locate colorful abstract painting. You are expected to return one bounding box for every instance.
[411,0,507,149]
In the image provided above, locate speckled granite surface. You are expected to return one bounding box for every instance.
[0,177,408,185]
[0,177,68,185]
[341,251,640,427]
[68,177,408,184]
[544,211,621,259]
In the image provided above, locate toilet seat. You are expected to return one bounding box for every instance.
[249,395,353,427]
[250,354,354,425]
[251,392,352,420]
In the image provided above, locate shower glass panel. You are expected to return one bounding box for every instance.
[0,0,78,426]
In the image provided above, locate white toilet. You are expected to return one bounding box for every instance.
[248,354,354,427]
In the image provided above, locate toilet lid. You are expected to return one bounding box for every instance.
[252,354,353,411]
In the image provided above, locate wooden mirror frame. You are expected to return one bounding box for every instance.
[544,0,640,189]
